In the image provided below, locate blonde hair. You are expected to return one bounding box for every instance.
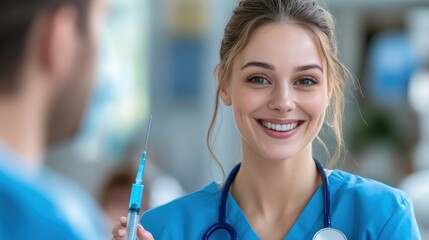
[207,0,351,178]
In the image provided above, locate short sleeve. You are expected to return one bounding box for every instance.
[377,195,421,240]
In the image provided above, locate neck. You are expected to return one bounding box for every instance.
[0,79,49,168]
[230,142,321,237]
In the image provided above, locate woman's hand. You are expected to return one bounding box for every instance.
[111,216,154,240]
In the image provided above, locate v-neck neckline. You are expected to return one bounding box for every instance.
[224,171,333,239]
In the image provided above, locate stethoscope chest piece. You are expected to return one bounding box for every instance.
[313,228,347,240]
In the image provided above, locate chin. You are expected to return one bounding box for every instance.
[47,119,81,147]
[260,148,299,162]
[47,100,86,147]
[63,105,86,140]
[258,141,310,162]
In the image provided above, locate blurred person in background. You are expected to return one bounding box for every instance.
[112,0,420,239]
[99,138,185,229]
[0,0,110,239]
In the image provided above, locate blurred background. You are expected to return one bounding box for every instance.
[43,0,429,237]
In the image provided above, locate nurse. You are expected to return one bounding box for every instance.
[112,0,421,239]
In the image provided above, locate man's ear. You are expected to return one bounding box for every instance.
[217,68,232,106]
[41,6,78,80]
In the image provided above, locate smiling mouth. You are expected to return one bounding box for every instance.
[259,120,304,132]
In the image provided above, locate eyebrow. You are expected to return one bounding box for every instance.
[241,61,323,73]
[293,64,323,72]
[241,61,275,71]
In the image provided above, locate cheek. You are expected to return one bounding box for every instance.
[300,90,329,120]
[229,85,267,140]
[230,86,265,117]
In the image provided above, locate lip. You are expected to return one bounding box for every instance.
[256,118,305,139]
[259,118,302,124]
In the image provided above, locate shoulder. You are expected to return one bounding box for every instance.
[0,170,80,240]
[142,181,220,221]
[141,182,220,238]
[329,170,421,239]
[330,169,411,208]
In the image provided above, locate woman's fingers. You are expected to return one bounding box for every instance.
[111,216,154,240]
[137,224,154,240]
[111,217,128,240]
[111,217,154,240]
[119,216,127,226]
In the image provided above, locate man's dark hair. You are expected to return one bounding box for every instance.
[0,0,90,93]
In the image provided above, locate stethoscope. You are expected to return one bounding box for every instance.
[202,159,347,240]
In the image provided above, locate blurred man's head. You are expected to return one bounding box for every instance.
[0,0,106,145]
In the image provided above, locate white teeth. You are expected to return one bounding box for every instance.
[262,121,299,132]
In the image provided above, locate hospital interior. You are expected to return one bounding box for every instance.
[6,0,429,238]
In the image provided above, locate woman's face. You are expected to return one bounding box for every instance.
[222,23,330,162]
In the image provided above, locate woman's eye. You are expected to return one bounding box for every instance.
[247,76,270,85]
[296,77,316,86]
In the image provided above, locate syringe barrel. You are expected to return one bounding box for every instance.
[126,209,140,240]
[128,183,144,208]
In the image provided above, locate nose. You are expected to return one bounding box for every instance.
[268,84,296,113]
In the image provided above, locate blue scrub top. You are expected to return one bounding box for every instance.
[141,169,421,239]
[0,142,109,240]
[0,146,79,239]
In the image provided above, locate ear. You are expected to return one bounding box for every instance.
[41,6,79,81]
[217,68,232,106]
[220,88,232,106]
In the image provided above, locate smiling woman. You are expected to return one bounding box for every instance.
[223,24,330,165]
[111,0,421,239]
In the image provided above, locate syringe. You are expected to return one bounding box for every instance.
[126,116,152,240]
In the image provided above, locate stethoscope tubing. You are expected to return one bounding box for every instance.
[314,159,331,228]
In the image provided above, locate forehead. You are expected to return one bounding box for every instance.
[235,23,324,70]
